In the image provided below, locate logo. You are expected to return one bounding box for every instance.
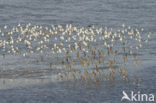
[121,91,154,102]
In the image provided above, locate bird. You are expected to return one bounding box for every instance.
[0,23,151,86]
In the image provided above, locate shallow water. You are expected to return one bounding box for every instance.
[0,0,156,103]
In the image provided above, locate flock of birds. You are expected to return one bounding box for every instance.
[0,23,151,86]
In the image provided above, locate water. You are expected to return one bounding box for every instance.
[0,0,156,103]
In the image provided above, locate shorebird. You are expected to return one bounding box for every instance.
[0,23,151,85]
